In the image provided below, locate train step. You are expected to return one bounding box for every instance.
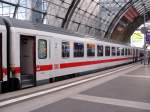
[21,79,34,83]
[21,74,35,88]
[21,83,34,88]
[21,74,34,79]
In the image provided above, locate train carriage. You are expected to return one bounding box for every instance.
[0,17,142,93]
[0,18,7,92]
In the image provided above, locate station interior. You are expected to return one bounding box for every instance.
[0,0,150,112]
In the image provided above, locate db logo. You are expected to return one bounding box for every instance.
[53,64,59,69]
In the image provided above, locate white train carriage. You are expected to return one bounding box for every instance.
[0,17,142,92]
[0,18,7,92]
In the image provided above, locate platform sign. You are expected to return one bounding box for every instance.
[146,32,150,43]
[130,31,144,47]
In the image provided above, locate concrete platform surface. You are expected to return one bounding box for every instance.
[1,64,150,112]
[82,76,150,103]
[31,98,150,112]
[126,65,150,76]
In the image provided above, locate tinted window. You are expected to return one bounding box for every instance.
[136,49,138,56]
[97,45,103,56]
[111,47,116,56]
[121,48,124,56]
[105,46,110,56]
[62,41,70,58]
[38,39,47,59]
[74,42,84,57]
[125,48,128,56]
[133,49,135,56]
[87,44,95,57]
[131,49,133,55]
[128,48,130,55]
[117,47,120,56]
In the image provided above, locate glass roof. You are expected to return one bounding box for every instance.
[0,0,149,39]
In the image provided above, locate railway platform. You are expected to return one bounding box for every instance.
[1,63,150,112]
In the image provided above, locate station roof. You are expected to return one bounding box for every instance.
[0,0,150,43]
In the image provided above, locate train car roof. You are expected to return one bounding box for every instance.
[3,17,83,37]
[1,17,133,47]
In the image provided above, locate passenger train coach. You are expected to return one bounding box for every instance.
[0,17,142,93]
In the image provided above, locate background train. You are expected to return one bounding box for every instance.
[0,17,144,93]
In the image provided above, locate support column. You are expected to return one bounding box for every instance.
[61,0,81,29]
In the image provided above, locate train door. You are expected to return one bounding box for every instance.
[20,35,36,88]
[0,33,2,81]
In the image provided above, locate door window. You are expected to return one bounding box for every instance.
[38,39,47,59]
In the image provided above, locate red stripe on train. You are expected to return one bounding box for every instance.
[2,57,132,75]
[36,65,53,71]
[2,68,7,75]
[60,57,130,69]
[12,67,21,74]
[2,65,53,75]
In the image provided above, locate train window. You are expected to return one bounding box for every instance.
[130,49,132,55]
[62,41,70,58]
[128,48,130,55]
[136,49,138,56]
[87,44,95,57]
[121,48,124,56]
[74,42,84,57]
[111,47,116,56]
[97,45,103,56]
[105,46,110,56]
[117,47,120,56]
[133,49,135,56]
[125,48,128,56]
[38,39,47,59]
[131,49,133,55]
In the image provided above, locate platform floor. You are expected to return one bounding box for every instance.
[1,64,150,112]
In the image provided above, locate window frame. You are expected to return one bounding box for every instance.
[128,48,130,55]
[87,43,95,57]
[74,42,84,58]
[117,47,120,56]
[121,48,125,56]
[111,47,116,56]
[125,48,128,56]
[97,45,103,57]
[105,46,110,56]
[38,39,47,59]
[62,41,70,58]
